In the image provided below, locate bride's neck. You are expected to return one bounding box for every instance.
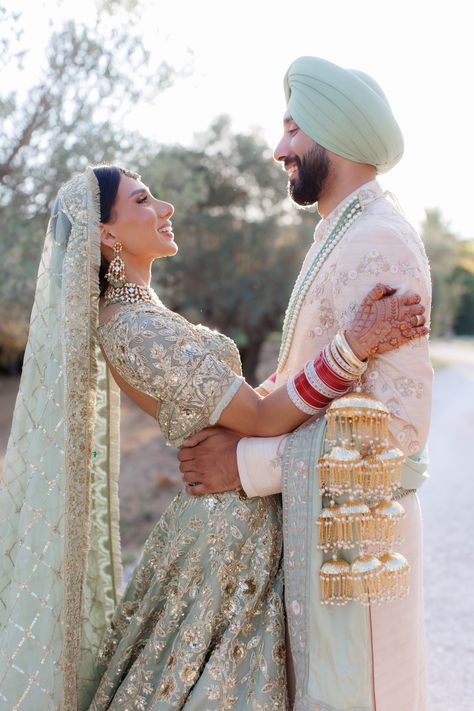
[123,257,153,287]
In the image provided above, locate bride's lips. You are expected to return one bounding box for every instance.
[157,221,174,239]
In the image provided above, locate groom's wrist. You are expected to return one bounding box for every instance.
[237,436,284,498]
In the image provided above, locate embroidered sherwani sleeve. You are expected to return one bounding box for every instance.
[332,222,433,454]
[99,308,243,447]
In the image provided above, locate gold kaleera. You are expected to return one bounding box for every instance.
[316,502,341,552]
[351,554,385,604]
[320,555,351,606]
[325,390,390,455]
[317,388,410,606]
[317,499,372,552]
[379,552,410,602]
[357,446,405,498]
[368,498,405,554]
[318,446,363,497]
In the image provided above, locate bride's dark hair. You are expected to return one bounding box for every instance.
[92,164,140,297]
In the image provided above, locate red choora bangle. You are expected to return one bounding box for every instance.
[287,333,368,415]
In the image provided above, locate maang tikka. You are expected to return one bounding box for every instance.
[106,242,126,287]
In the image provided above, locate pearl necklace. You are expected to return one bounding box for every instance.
[277,196,363,372]
[104,282,159,306]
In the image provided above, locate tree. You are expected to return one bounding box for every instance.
[138,116,316,383]
[453,239,474,335]
[421,209,466,337]
[0,3,179,369]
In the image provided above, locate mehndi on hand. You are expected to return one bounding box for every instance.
[345,283,428,361]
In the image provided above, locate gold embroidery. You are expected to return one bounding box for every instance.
[90,493,287,709]
[0,168,122,711]
[91,303,287,708]
[98,303,244,447]
[280,182,432,455]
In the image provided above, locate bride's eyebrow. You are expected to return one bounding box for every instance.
[128,186,149,198]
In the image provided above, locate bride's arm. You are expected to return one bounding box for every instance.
[216,284,428,437]
[98,284,427,444]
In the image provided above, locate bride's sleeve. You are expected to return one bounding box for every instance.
[100,308,244,446]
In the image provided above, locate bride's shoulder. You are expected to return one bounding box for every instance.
[99,301,180,328]
[194,322,234,348]
[98,302,200,351]
[194,323,241,369]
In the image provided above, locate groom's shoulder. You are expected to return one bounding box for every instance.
[342,198,425,259]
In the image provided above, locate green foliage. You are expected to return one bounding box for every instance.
[0,4,177,366]
[453,241,474,334]
[421,209,473,337]
[138,116,315,382]
[0,3,314,379]
[4,3,473,380]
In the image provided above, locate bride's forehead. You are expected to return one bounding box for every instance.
[118,174,147,198]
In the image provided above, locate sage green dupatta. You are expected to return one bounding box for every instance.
[281,418,428,711]
[0,168,122,710]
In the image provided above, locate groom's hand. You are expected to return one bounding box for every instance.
[177,427,244,496]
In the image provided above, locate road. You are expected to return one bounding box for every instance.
[422,341,474,711]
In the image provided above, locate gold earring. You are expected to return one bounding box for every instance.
[106,242,126,287]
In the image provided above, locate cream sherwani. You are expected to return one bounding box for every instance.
[238,179,432,710]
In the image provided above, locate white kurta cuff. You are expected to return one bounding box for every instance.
[237,435,285,497]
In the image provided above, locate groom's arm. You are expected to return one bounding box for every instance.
[236,434,285,496]
[178,428,285,497]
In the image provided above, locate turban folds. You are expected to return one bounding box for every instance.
[284,56,404,173]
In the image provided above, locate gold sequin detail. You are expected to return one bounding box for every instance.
[98,302,244,447]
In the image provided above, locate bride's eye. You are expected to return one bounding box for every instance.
[137,194,148,203]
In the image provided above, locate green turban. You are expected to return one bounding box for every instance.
[284,56,404,173]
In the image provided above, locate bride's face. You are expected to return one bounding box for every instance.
[100,174,177,260]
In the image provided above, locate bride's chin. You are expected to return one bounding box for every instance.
[155,243,178,258]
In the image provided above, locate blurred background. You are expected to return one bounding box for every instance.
[0,1,473,709]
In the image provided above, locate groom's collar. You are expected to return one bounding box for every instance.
[314,179,383,242]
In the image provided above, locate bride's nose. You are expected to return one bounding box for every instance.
[156,200,174,219]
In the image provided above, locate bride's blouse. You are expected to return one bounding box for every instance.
[98,302,244,447]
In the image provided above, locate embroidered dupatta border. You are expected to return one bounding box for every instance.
[61,168,122,710]
[281,418,372,711]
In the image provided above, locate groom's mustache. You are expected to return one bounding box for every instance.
[284,156,302,170]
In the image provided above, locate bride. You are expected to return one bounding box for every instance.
[0,165,427,710]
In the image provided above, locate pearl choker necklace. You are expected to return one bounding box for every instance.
[104,282,158,306]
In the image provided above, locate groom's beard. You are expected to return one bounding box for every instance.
[286,144,330,207]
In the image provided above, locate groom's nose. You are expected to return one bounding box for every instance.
[273,134,288,163]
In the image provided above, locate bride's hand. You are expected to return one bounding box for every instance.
[345,283,429,361]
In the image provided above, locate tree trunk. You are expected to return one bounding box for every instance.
[240,338,265,386]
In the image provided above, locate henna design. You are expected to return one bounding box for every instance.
[346,284,427,360]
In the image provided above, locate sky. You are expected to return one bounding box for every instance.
[7,0,474,237]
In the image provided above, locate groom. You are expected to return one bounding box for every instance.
[178,56,432,710]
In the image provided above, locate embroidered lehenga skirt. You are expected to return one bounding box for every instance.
[88,491,287,710]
